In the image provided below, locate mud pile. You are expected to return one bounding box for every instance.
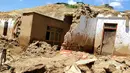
[24,41,58,58]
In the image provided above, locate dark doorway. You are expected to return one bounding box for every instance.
[3,21,8,36]
[101,23,117,55]
[64,15,73,24]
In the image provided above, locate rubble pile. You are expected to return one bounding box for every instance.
[91,56,130,73]
[65,54,130,73]
[24,41,58,58]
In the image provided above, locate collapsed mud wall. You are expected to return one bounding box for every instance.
[62,5,98,52]
[62,16,88,51]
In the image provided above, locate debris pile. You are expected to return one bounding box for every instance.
[24,41,58,58]
[65,54,130,73]
[91,56,130,73]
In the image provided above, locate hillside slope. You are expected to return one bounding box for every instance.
[0,4,77,20]
[0,3,130,19]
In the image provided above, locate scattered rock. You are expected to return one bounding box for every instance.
[23,64,45,73]
[105,64,116,73]
[113,70,122,73]
[114,57,126,63]
[92,68,106,73]
[78,65,92,73]
[123,68,130,73]
[125,60,130,66]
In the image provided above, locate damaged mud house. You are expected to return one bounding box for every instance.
[0,12,72,47]
[83,16,130,55]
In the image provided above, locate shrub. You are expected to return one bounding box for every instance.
[65,4,78,8]
[56,2,67,5]
[104,4,114,9]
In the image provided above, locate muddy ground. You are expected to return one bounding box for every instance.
[0,36,129,73]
